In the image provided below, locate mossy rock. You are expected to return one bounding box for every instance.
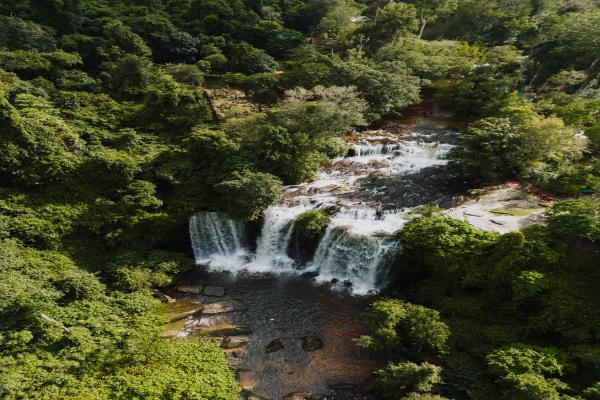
[294,210,331,241]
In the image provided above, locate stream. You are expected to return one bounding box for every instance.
[174,101,467,400]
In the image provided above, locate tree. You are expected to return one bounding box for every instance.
[240,73,281,110]
[215,171,283,221]
[408,0,459,38]
[0,16,56,52]
[486,345,569,400]
[249,125,326,184]
[448,111,583,185]
[271,85,367,137]
[359,2,417,51]
[546,198,600,244]
[228,42,278,74]
[356,299,450,355]
[104,20,152,57]
[375,362,443,400]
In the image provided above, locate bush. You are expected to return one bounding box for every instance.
[294,209,331,240]
[215,171,283,221]
[375,361,443,400]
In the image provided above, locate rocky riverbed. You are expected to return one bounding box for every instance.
[160,270,380,400]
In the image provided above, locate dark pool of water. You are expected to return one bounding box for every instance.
[174,269,380,399]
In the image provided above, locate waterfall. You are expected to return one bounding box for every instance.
[311,226,401,294]
[250,206,307,271]
[189,212,247,267]
[188,124,456,293]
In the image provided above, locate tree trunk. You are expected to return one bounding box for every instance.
[418,10,427,38]
[38,312,70,334]
[576,57,599,93]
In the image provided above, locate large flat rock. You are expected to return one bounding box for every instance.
[202,286,226,297]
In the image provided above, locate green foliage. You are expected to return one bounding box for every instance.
[294,209,331,240]
[546,198,600,243]
[448,111,583,185]
[0,240,238,399]
[271,85,367,137]
[357,299,450,355]
[215,171,283,221]
[375,361,443,400]
[487,346,569,400]
[228,42,277,74]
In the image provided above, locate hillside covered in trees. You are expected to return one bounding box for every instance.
[0,0,598,399]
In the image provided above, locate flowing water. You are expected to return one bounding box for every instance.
[181,101,467,399]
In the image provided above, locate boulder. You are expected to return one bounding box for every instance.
[203,286,225,297]
[222,336,252,349]
[175,284,203,294]
[265,338,284,353]
[194,323,252,336]
[300,335,323,352]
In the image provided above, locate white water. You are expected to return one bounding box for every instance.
[189,212,247,267]
[189,124,458,293]
[250,205,308,271]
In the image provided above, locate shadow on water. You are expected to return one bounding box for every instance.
[176,269,381,400]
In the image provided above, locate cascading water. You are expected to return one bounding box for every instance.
[311,226,400,294]
[189,124,460,294]
[250,205,307,271]
[189,212,247,267]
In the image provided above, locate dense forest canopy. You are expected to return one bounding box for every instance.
[0,0,598,399]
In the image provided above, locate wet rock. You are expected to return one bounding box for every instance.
[265,338,284,353]
[327,377,359,391]
[152,290,176,303]
[300,335,323,352]
[203,286,225,297]
[165,301,203,322]
[175,284,203,294]
[237,370,256,391]
[221,336,252,349]
[203,300,247,314]
[241,389,270,400]
[284,392,325,400]
[193,323,252,336]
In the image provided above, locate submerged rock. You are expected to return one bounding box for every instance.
[283,393,325,400]
[221,336,252,349]
[203,300,247,314]
[241,389,270,400]
[265,338,285,353]
[165,301,203,322]
[175,284,203,294]
[300,335,323,352]
[193,323,252,336]
[203,286,225,297]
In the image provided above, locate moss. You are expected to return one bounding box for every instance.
[294,209,331,240]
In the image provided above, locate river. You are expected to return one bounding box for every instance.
[172,100,467,400]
